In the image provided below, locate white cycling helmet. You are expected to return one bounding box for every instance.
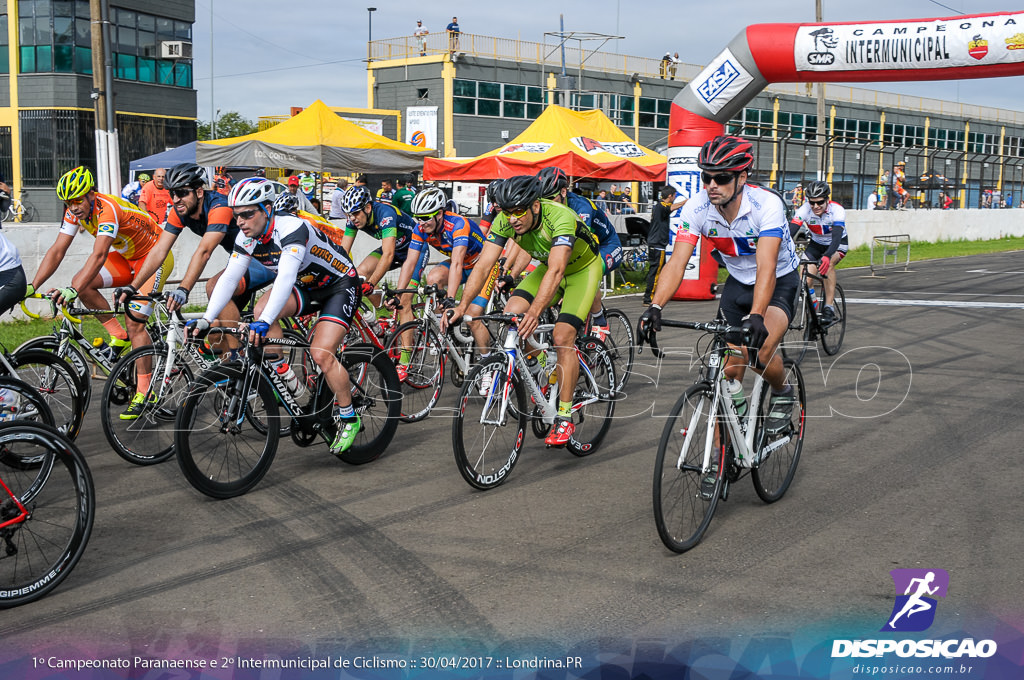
[228,177,276,208]
[410,186,447,217]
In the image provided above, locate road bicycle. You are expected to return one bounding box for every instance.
[641,316,806,553]
[591,306,634,391]
[0,421,95,608]
[781,259,847,363]
[0,190,37,223]
[174,328,402,499]
[452,313,616,490]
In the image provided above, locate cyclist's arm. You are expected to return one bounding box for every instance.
[70,233,115,293]
[32,231,75,291]
[203,252,249,322]
[257,246,304,324]
[750,236,781,317]
[128,228,177,291]
[178,230,226,293]
[445,240,502,328]
[529,244,570,315]
[366,235,395,287]
[651,238,697,308]
[395,242,421,291]
[446,244,467,298]
[340,229,356,256]
[822,223,845,260]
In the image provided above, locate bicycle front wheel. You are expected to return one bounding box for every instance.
[567,336,616,457]
[12,337,92,410]
[0,377,56,469]
[751,359,805,503]
[602,308,635,391]
[8,349,86,439]
[452,355,526,490]
[819,283,847,356]
[384,320,446,423]
[653,383,726,553]
[175,364,280,499]
[101,344,194,466]
[780,286,811,364]
[330,344,402,465]
[0,422,94,608]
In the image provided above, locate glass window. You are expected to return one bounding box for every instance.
[156,59,173,85]
[74,46,91,74]
[75,14,90,46]
[527,86,543,103]
[156,17,173,41]
[453,79,475,97]
[477,99,500,117]
[19,46,34,72]
[791,113,804,129]
[576,93,594,109]
[137,14,155,32]
[115,52,136,80]
[504,84,525,102]
[138,30,156,57]
[619,98,633,112]
[174,20,190,39]
[527,103,544,119]
[76,1,88,18]
[504,102,525,118]
[54,15,72,44]
[174,62,191,88]
[118,26,136,55]
[35,45,51,71]
[453,98,475,115]
[657,115,669,129]
[137,56,155,83]
[478,82,500,99]
[118,9,135,29]
[657,99,671,114]
[639,113,656,128]
[54,44,73,72]
[778,112,790,128]
[19,0,34,17]
[639,97,656,114]
[619,111,633,127]
[53,0,71,17]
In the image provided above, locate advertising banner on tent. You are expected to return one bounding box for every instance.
[341,117,384,135]
[406,106,438,149]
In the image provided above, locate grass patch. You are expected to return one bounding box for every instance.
[0,315,108,350]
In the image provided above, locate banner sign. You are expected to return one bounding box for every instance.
[405,106,438,149]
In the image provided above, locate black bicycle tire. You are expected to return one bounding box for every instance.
[652,383,725,553]
[452,354,526,490]
[12,337,93,409]
[175,363,280,499]
[383,319,446,423]
[0,376,56,469]
[331,344,402,465]
[566,335,615,457]
[0,421,94,608]
[781,284,810,364]
[7,349,86,440]
[751,359,805,503]
[602,308,635,391]
[819,284,847,356]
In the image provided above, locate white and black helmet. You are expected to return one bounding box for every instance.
[341,185,372,214]
[228,177,276,207]
[410,186,447,217]
[274,191,299,215]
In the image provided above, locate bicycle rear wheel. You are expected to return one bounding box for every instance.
[0,377,55,469]
[452,355,526,490]
[0,422,94,608]
[780,285,811,364]
[175,364,280,499]
[653,383,726,553]
[601,308,635,391]
[326,344,401,465]
[101,344,194,466]
[7,349,86,439]
[751,359,805,503]
[566,336,615,457]
[818,284,847,356]
[384,320,445,422]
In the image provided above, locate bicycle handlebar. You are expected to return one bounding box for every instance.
[637,318,763,368]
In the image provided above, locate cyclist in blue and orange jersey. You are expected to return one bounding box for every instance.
[192,178,364,455]
[389,187,491,378]
[34,166,173,418]
[537,166,623,337]
[639,135,801,434]
[338,185,417,299]
[790,180,848,324]
[441,175,605,447]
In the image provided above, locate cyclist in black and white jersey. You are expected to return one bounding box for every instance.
[790,180,847,324]
[640,135,800,432]
[193,178,363,455]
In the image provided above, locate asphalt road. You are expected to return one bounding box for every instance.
[2,252,1022,673]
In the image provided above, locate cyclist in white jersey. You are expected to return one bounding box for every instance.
[191,178,363,456]
[640,135,800,431]
[791,180,847,324]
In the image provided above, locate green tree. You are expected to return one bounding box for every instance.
[197,111,257,141]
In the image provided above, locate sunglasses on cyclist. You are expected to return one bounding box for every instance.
[808,199,828,206]
[414,211,440,223]
[64,197,88,207]
[501,206,531,219]
[170,188,194,199]
[233,208,260,221]
[701,172,736,186]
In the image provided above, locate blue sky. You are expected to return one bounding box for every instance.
[191,0,1022,124]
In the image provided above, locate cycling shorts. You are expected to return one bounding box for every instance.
[718,269,799,344]
[805,238,849,260]
[99,250,172,318]
[0,265,27,317]
[511,261,603,331]
[294,280,359,329]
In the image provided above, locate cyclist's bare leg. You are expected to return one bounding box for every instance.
[356,257,383,307]
[823,266,838,307]
[309,321,352,409]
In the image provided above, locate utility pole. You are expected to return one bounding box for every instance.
[815,0,827,180]
[89,0,119,192]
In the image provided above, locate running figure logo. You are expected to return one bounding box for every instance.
[882,568,950,632]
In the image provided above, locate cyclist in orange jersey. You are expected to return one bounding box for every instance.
[32,167,173,418]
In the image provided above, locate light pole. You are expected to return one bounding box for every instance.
[367,7,376,62]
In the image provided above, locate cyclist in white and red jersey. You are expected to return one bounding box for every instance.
[639,135,800,432]
[791,180,847,324]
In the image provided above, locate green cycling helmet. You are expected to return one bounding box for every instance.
[57,166,95,201]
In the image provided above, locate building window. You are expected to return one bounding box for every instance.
[20,109,94,187]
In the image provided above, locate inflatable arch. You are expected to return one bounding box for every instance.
[667,10,1024,299]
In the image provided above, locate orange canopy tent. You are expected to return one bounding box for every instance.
[422,105,665,181]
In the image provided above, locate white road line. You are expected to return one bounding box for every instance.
[847,298,1024,309]
[965,269,1024,275]
[845,289,1024,298]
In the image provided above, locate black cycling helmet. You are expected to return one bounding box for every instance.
[486,179,505,205]
[697,135,754,173]
[165,163,207,191]
[536,166,569,199]
[492,175,543,211]
[805,180,830,200]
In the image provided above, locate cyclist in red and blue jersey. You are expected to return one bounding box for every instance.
[338,185,416,298]
[790,180,847,325]
[537,166,623,336]
[640,135,800,433]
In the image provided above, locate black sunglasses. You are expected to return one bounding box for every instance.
[170,188,194,199]
[233,208,260,221]
[808,199,828,206]
[701,172,735,186]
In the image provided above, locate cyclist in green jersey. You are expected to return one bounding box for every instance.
[441,175,603,447]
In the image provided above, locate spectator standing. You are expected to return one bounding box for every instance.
[392,178,416,214]
[446,17,460,54]
[594,189,609,213]
[668,52,680,80]
[415,20,428,56]
[376,179,394,205]
[621,186,636,214]
[1005,192,1013,208]
[139,167,171,224]
[609,184,623,214]
[355,174,368,188]
[329,179,350,221]
[992,188,1001,209]
[299,171,316,201]
[866,189,878,211]
[660,52,672,79]
[212,167,233,196]
[643,185,687,305]
[939,191,953,209]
